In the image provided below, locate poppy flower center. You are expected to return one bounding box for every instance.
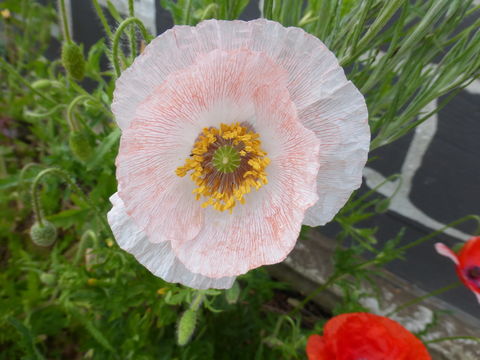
[466,266,480,280]
[212,145,241,173]
[175,122,270,212]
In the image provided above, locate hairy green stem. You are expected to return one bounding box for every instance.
[128,0,137,59]
[24,104,66,119]
[190,291,206,311]
[398,215,480,253]
[289,259,378,316]
[288,214,479,317]
[19,163,46,195]
[74,230,98,265]
[58,0,72,42]
[387,281,462,317]
[30,168,112,236]
[91,0,113,38]
[182,0,192,25]
[0,152,6,178]
[112,17,152,77]
[425,336,480,344]
[0,57,56,105]
[67,95,92,131]
[31,172,47,226]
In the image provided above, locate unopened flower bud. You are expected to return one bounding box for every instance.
[225,281,241,304]
[1,9,11,19]
[31,79,52,90]
[30,221,57,247]
[40,272,56,286]
[69,131,93,162]
[177,309,197,346]
[61,41,85,81]
[157,287,168,295]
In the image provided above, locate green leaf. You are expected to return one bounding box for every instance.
[86,39,107,74]
[0,175,19,190]
[87,128,121,171]
[29,305,67,336]
[68,306,116,354]
[46,208,90,229]
[8,317,46,360]
[225,281,241,304]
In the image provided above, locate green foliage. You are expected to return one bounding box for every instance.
[161,0,250,24]
[263,0,480,150]
[1,0,479,358]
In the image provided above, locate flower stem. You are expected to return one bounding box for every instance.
[24,104,67,119]
[111,17,153,77]
[31,172,47,226]
[386,281,462,317]
[57,0,72,43]
[91,0,113,38]
[398,215,480,253]
[182,0,192,25]
[288,259,378,317]
[30,168,112,236]
[128,0,137,59]
[190,291,206,311]
[67,95,93,131]
[74,230,98,265]
[0,57,56,105]
[424,336,480,345]
[19,163,46,194]
[287,214,479,317]
[0,151,6,178]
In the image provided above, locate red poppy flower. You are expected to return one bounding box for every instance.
[306,313,431,360]
[435,236,480,303]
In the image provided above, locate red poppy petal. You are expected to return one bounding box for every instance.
[318,313,431,360]
[434,243,459,265]
[306,335,330,360]
[458,236,480,268]
[376,315,431,360]
[456,237,480,296]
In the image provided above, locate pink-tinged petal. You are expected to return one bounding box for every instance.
[107,193,235,289]
[115,88,205,243]
[170,73,320,278]
[475,292,480,304]
[434,242,460,265]
[112,19,368,228]
[301,82,370,226]
[112,19,369,282]
[113,19,362,126]
[116,48,292,244]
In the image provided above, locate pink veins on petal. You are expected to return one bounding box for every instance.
[107,19,370,289]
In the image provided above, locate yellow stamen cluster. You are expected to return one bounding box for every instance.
[176,123,270,212]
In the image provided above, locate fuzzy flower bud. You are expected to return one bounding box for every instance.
[69,131,93,162]
[177,309,197,346]
[61,41,85,81]
[30,221,57,247]
[40,272,56,286]
[225,281,241,304]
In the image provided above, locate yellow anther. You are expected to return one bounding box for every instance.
[176,123,269,212]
